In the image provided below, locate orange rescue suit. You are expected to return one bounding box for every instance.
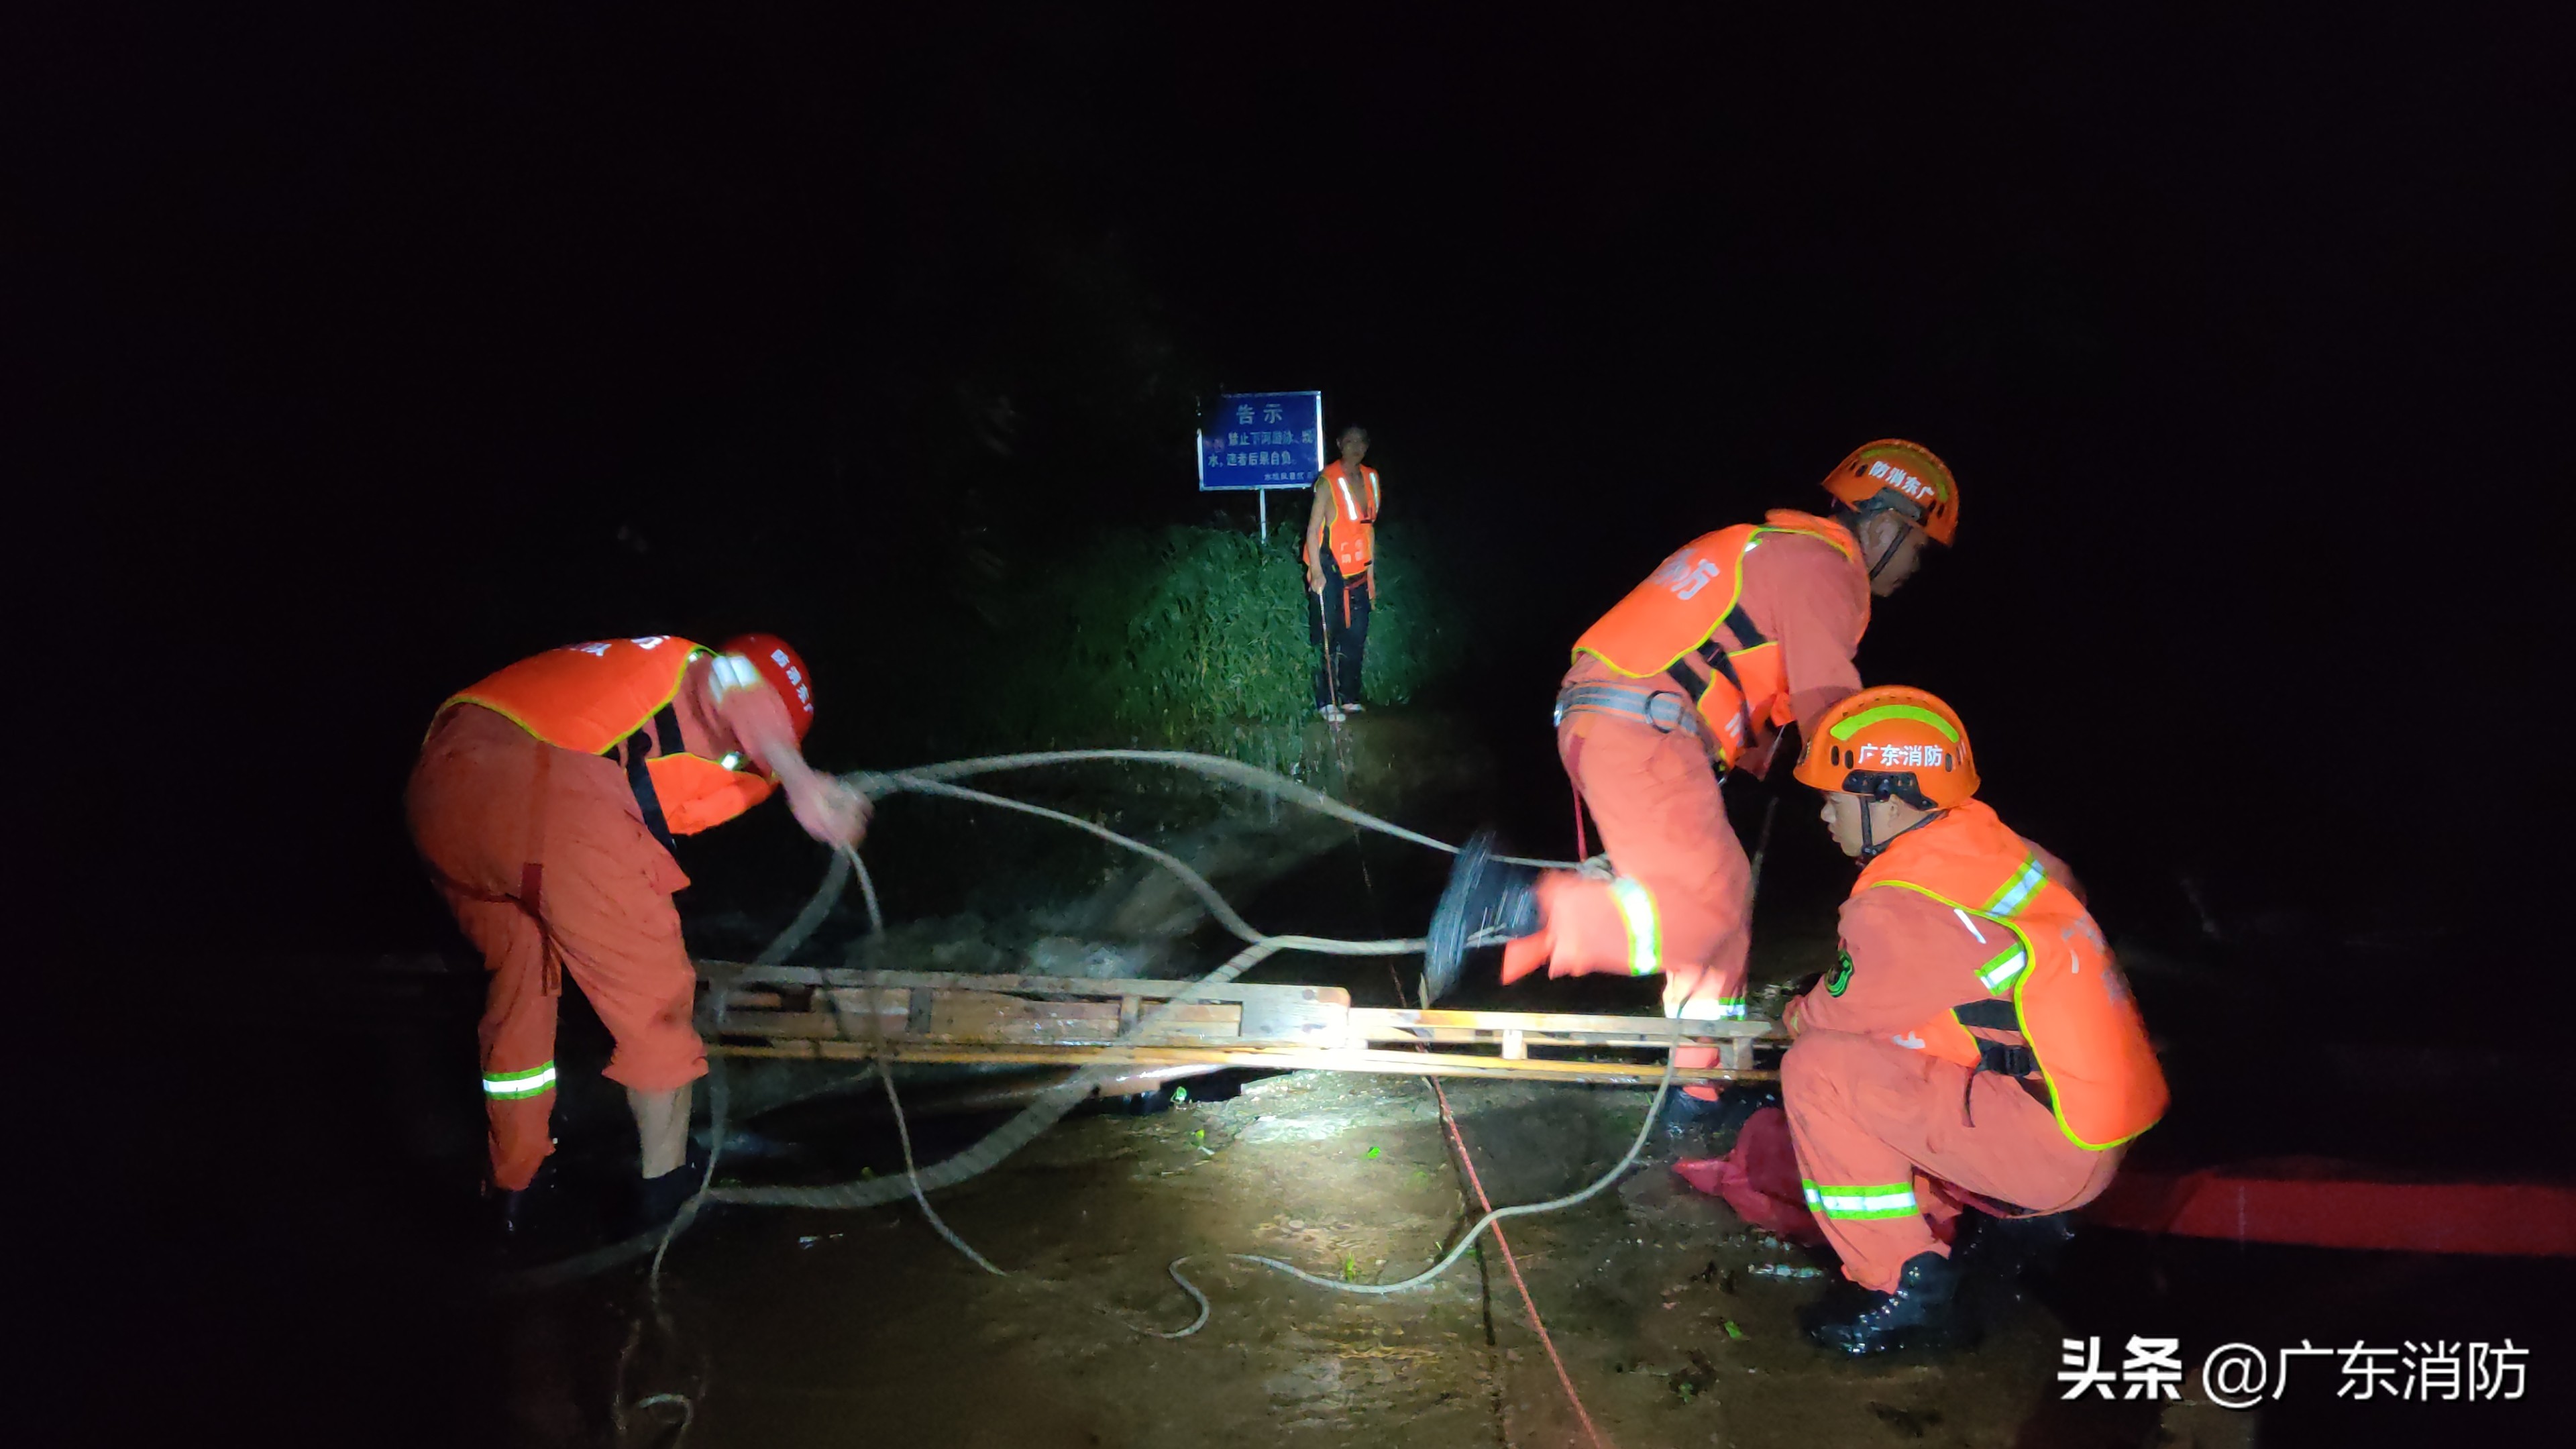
[1572,511,1862,768]
[1854,802,2168,1150]
[443,635,776,836]
[1305,460,1381,576]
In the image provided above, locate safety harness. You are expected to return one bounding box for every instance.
[1554,600,1769,758]
[619,702,686,857]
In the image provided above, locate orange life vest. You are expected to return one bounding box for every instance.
[439,635,777,837]
[1858,802,2169,1150]
[1306,460,1380,575]
[1570,511,1862,767]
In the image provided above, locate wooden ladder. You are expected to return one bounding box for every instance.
[700,962,1782,1085]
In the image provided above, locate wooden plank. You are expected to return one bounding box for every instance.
[715,1010,841,1039]
[704,963,1353,1010]
[701,965,1779,1072]
[1350,1006,1778,1042]
[707,1038,1774,1085]
[922,990,1244,1046]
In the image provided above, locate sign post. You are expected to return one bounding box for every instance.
[1197,390,1324,541]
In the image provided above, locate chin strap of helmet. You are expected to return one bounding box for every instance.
[1858,503,1923,582]
[1855,780,1943,863]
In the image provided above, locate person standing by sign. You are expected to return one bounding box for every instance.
[1302,425,1381,722]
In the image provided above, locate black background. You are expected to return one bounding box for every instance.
[21,5,2573,1440]
[30,6,2565,949]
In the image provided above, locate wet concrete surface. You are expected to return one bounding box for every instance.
[124,711,2575,1446]
[484,1065,2512,1449]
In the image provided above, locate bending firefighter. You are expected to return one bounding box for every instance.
[1303,425,1381,722]
[1430,441,1957,1099]
[1783,687,2166,1354]
[407,634,869,1236]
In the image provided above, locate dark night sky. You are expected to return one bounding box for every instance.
[24,7,2571,952]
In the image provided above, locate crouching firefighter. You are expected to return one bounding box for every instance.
[1781,686,2167,1354]
[1428,441,1958,1100]
[407,634,870,1238]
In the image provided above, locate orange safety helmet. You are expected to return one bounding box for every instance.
[720,633,816,743]
[1819,439,1959,546]
[1794,685,1979,808]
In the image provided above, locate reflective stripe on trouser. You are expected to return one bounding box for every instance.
[410,709,712,1192]
[483,1062,558,1099]
[1802,1181,1919,1219]
[1562,708,1752,1100]
[1780,1028,2124,1293]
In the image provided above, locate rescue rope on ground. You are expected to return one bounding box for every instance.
[589,746,1668,1446]
[708,747,1554,1212]
[1430,1075,1615,1449]
[511,747,1580,1287]
[844,748,1574,870]
[798,750,1668,1409]
[1142,1049,1673,1334]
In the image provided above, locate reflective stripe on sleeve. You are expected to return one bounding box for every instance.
[1801,1179,1921,1220]
[1984,859,2047,918]
[1609,876,1662,976]
[1978,945,2029,991]
[483,1062,557,1099]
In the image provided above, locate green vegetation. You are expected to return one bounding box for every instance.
[946,519,1470,757]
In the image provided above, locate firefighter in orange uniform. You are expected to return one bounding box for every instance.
[406,633,868,1234]
[1781,686,2167,1354]
[1303,425,1381,720]
[1429,442,1957,1099]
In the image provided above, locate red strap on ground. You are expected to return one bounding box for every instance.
[1432,1077,1613,1449]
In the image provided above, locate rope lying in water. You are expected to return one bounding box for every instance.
[715,749,1677,1352]
[1142,1049,1674,1336]
[845,748,1574,871]
[708,748,1537,1212]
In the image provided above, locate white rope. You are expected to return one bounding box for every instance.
[707,749,1703,1347]
[1142,1046,1677,1336]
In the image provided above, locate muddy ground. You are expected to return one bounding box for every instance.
[631,1071,2153,1449]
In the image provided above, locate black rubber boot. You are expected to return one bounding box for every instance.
[630,1152,706,1238]
[1422,832,1542,1004]
[1956,1210,2076,1282]
[487,1161,557,1244]
[1656,1082,1781,1142]
[1799,1250,1973,1356]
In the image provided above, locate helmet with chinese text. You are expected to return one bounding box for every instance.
[1794,685,1979,808]
[720,633,816,744]
[1819,439,1959,546]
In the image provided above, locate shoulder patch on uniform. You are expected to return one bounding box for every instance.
[1825,947,1855,997]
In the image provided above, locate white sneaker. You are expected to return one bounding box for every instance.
[1340,701,1365,713]
[1319,705,1345,722]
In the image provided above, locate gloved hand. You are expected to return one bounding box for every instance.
[786,775,871,849]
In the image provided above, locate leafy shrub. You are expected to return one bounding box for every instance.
[941,521,1470,757]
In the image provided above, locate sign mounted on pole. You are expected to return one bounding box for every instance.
[1197,390,1324,492]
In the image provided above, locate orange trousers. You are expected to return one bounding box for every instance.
[1781,1029,2123,1291]
[407,706,708,1191]
[1503,712,1750,1099]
